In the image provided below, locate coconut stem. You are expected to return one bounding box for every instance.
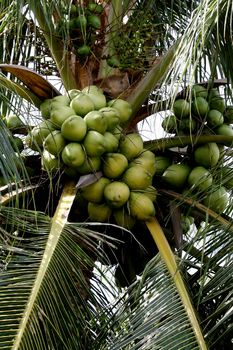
[144,134,233,152]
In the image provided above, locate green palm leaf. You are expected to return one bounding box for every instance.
[99,254,204,350]
[0,183,114,349]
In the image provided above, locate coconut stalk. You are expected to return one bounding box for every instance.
[97,0,123,79]
[144,134,233,151]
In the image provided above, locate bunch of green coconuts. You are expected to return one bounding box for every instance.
[158,83,233,215]
[26,85,157,227]
[64,1,103,58]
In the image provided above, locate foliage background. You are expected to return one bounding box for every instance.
[0,0,233,349]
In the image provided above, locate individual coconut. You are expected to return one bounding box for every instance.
[84,110,107,134]
[173,99,190,118]
[122,165,152,190]
[129,150,156,176]
[203,186,229,214]
[119,133,144,160]
[76,156,101,175]
[104,181,130,208]
[61,115,87,141]
[83,130,106,156]
[61,142,85,168]
[191,96,209,117]
[88,202,112,222]
[43,130,66,156]
[80,177,110,203]
[41,149,61,172]
[50,106,76,128]
[129,192,155,221]
[108,99,132,124]
[162,163,191,189]
[103,132,119,153]
[194,142,220,168]
[102,153,128,179]
[99,107,120,131]
[85,91,106,110]
[70,93,95,116]
[187,166,213,192]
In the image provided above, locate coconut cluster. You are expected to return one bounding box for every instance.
[82,143,157,227]
[159,83,233,215]
[59,2,103,59]
[26,85,157,226]
[162,84,233,136]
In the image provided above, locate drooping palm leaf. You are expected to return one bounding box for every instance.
[0,182,116,349]
[97,253,205,350]
[160,0,233,98]
[0,1,233,350]
[0,65,60,101]
[0,73,42,107]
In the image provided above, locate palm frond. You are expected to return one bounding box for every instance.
[0,73,42,107]
[0,183,115,349]
[161,0,233,98]
[181,218,233,347]
[98,254,205,350]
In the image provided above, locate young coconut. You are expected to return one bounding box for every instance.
[27,120,56,149]
[80,177,111,203]
[129,192,155,221]
[104,181,130,208]
[70,93,95,116]
[40,99,52,119]
[76,156,101,175]
[83,130,106,157]
[50,106,76,128]
[122,165,152,190]
[61,115,87,142]
[173,99,190,118]
[194,142,220,168]
[191,84,208,99]
[88,202,112,222]
[41,150,61,173]
[103,132,119,153]
[129,150,156,176]
[113,208,136,229]
[162,163,191,189]
[61,143,85,168]
[191,96,209,117]
[108,99,132,124]
[203,186,229,214]
[102,153,128,179]
[43,130,66,156]
[84,111,107,134]
[119,133,144,161]
[52,95,70,106]
[6,114,24,129]
[85,90,106,110]
[99,107,120,131]
[187,166,213,192]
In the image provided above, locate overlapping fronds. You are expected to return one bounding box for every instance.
[0,190,116,349]
[181,211,233,347]
[160,0,233,100]
[96,254,204,350]
[0,1,233,350]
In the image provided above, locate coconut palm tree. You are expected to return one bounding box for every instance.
[0,0,233,349]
